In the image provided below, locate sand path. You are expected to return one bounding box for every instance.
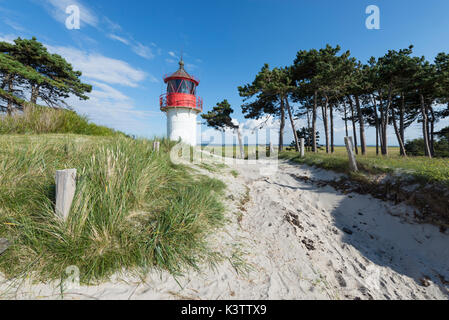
[1,161,448,300]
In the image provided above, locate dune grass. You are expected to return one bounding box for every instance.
[0,134,226,284]
[280,146,449,187]
[0,107,125,136]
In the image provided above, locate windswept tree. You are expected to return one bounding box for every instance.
[375,46,417,155]
[293,45,354,154]
[0,37,91,113]
[201,99,245,159]
[292,48,321,152]
[415,59,439,158]
[238,65,300,152]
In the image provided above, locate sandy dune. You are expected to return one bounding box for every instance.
[1,160,448,300]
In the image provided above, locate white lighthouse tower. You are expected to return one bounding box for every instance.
[160,59,202,146]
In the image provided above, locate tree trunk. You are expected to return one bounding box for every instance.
[372,95,380,155]
[235,127,245,159]
[312,92,317,152]
[379,94,385,154]
[6,75,14,115]
[348,96,359,155]
[379,90,389,156]
[343,100,349,137]
[0,75,8,90]
[306,104,311,151]
[392,109,407,157]
[30,84,40,106]
[322,96,330,154]
[383,87,393,156]
[429,105,435,157]
[420,94,432,158]
[279,98,285,152]
[285,97,300,152]
[330,103,334,153]
[354,95,366,155]
[375,118,379,156]
[399,93,405,155]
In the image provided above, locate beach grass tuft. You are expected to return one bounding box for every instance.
[0,134,226,283]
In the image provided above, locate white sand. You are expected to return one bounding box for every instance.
[1,160,448,300]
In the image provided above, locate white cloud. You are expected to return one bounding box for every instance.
[107,34,129,45]
[41,0,157,60]
[103,17,122,32]
[132,42,155,60]
[4,19,27,32]
[168,51,177,58]
[0,34,16,44]
[65,81,160,136]
[89,82,130,101]
[108,34,156,60]
[71,95,160,137]
[46,45,152,87]
[42,0,98,28]
[242,115,280,132]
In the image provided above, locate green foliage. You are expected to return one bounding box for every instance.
[404,139,427,157]
[280,147,449,187]
[405,136,449,158]
[201,99,237,131]
[0,107,124,136]
[290,127,320,148]
[238,64,283,120]
[0,37,91,112]
[436,126,449,141]
[238,65,300,150]
[0,135,226,283]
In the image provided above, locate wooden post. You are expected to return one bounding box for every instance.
[300,138,305,158]
[55,169,77,220]
[153,141,160,152]
[0,238,9,256]
[269,142,274,155]
[344,137,358,172]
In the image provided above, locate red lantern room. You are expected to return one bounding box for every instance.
[160,59,203,112]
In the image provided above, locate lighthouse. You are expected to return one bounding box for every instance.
[160,59,203,146]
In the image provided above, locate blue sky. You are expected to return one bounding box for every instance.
[1,0,449,145]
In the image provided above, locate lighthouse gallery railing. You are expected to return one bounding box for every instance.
[159,93,203,112]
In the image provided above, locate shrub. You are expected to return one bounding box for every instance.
[405,138,449,158]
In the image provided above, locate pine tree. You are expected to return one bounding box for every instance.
[201,100,245,159]
[0,37,91,112]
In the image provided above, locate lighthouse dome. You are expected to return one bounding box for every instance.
[164,59,199,85]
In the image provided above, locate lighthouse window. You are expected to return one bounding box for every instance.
[167,80,181,93]
[167,79,196,94]
[184,81,194,94]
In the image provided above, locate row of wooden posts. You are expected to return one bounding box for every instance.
[53,138,357,222]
